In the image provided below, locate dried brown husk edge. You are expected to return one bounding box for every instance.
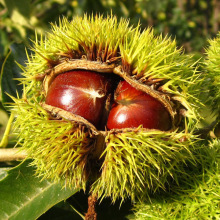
[40,59,177,134]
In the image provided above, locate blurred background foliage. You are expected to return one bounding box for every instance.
[1,0,220,59]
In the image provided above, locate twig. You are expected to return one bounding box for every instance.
[0,148,27,162]
[85,194,98,220]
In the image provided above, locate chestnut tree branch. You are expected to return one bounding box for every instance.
[0,148,27,162]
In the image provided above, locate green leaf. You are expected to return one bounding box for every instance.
[0,43,26,109]
[0,168,10,181]
[0,160,78,220]
[3,0,31,20]
[0,30,10,60]
[10,43,27,68]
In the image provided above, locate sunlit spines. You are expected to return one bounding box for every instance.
[132,138,220,219]
[205,34,220,116]
[118,27,203,129]
[11,97,95,189]
[91,128,198,202]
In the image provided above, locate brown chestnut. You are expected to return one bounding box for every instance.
[106,81,171,131]
[45,70,113,129]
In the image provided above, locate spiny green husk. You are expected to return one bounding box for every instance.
[91,129,198,202]
[12,98,95,190]
[132,139,220,219]
[12,14,205,201]
[205,33,220,116]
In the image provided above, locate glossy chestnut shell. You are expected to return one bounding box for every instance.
[45,70,172,131]
[45,70,113,129]
[107,81,171,131]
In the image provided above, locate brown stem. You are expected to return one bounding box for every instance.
[84,194,98,220]
[0,148,27,162]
